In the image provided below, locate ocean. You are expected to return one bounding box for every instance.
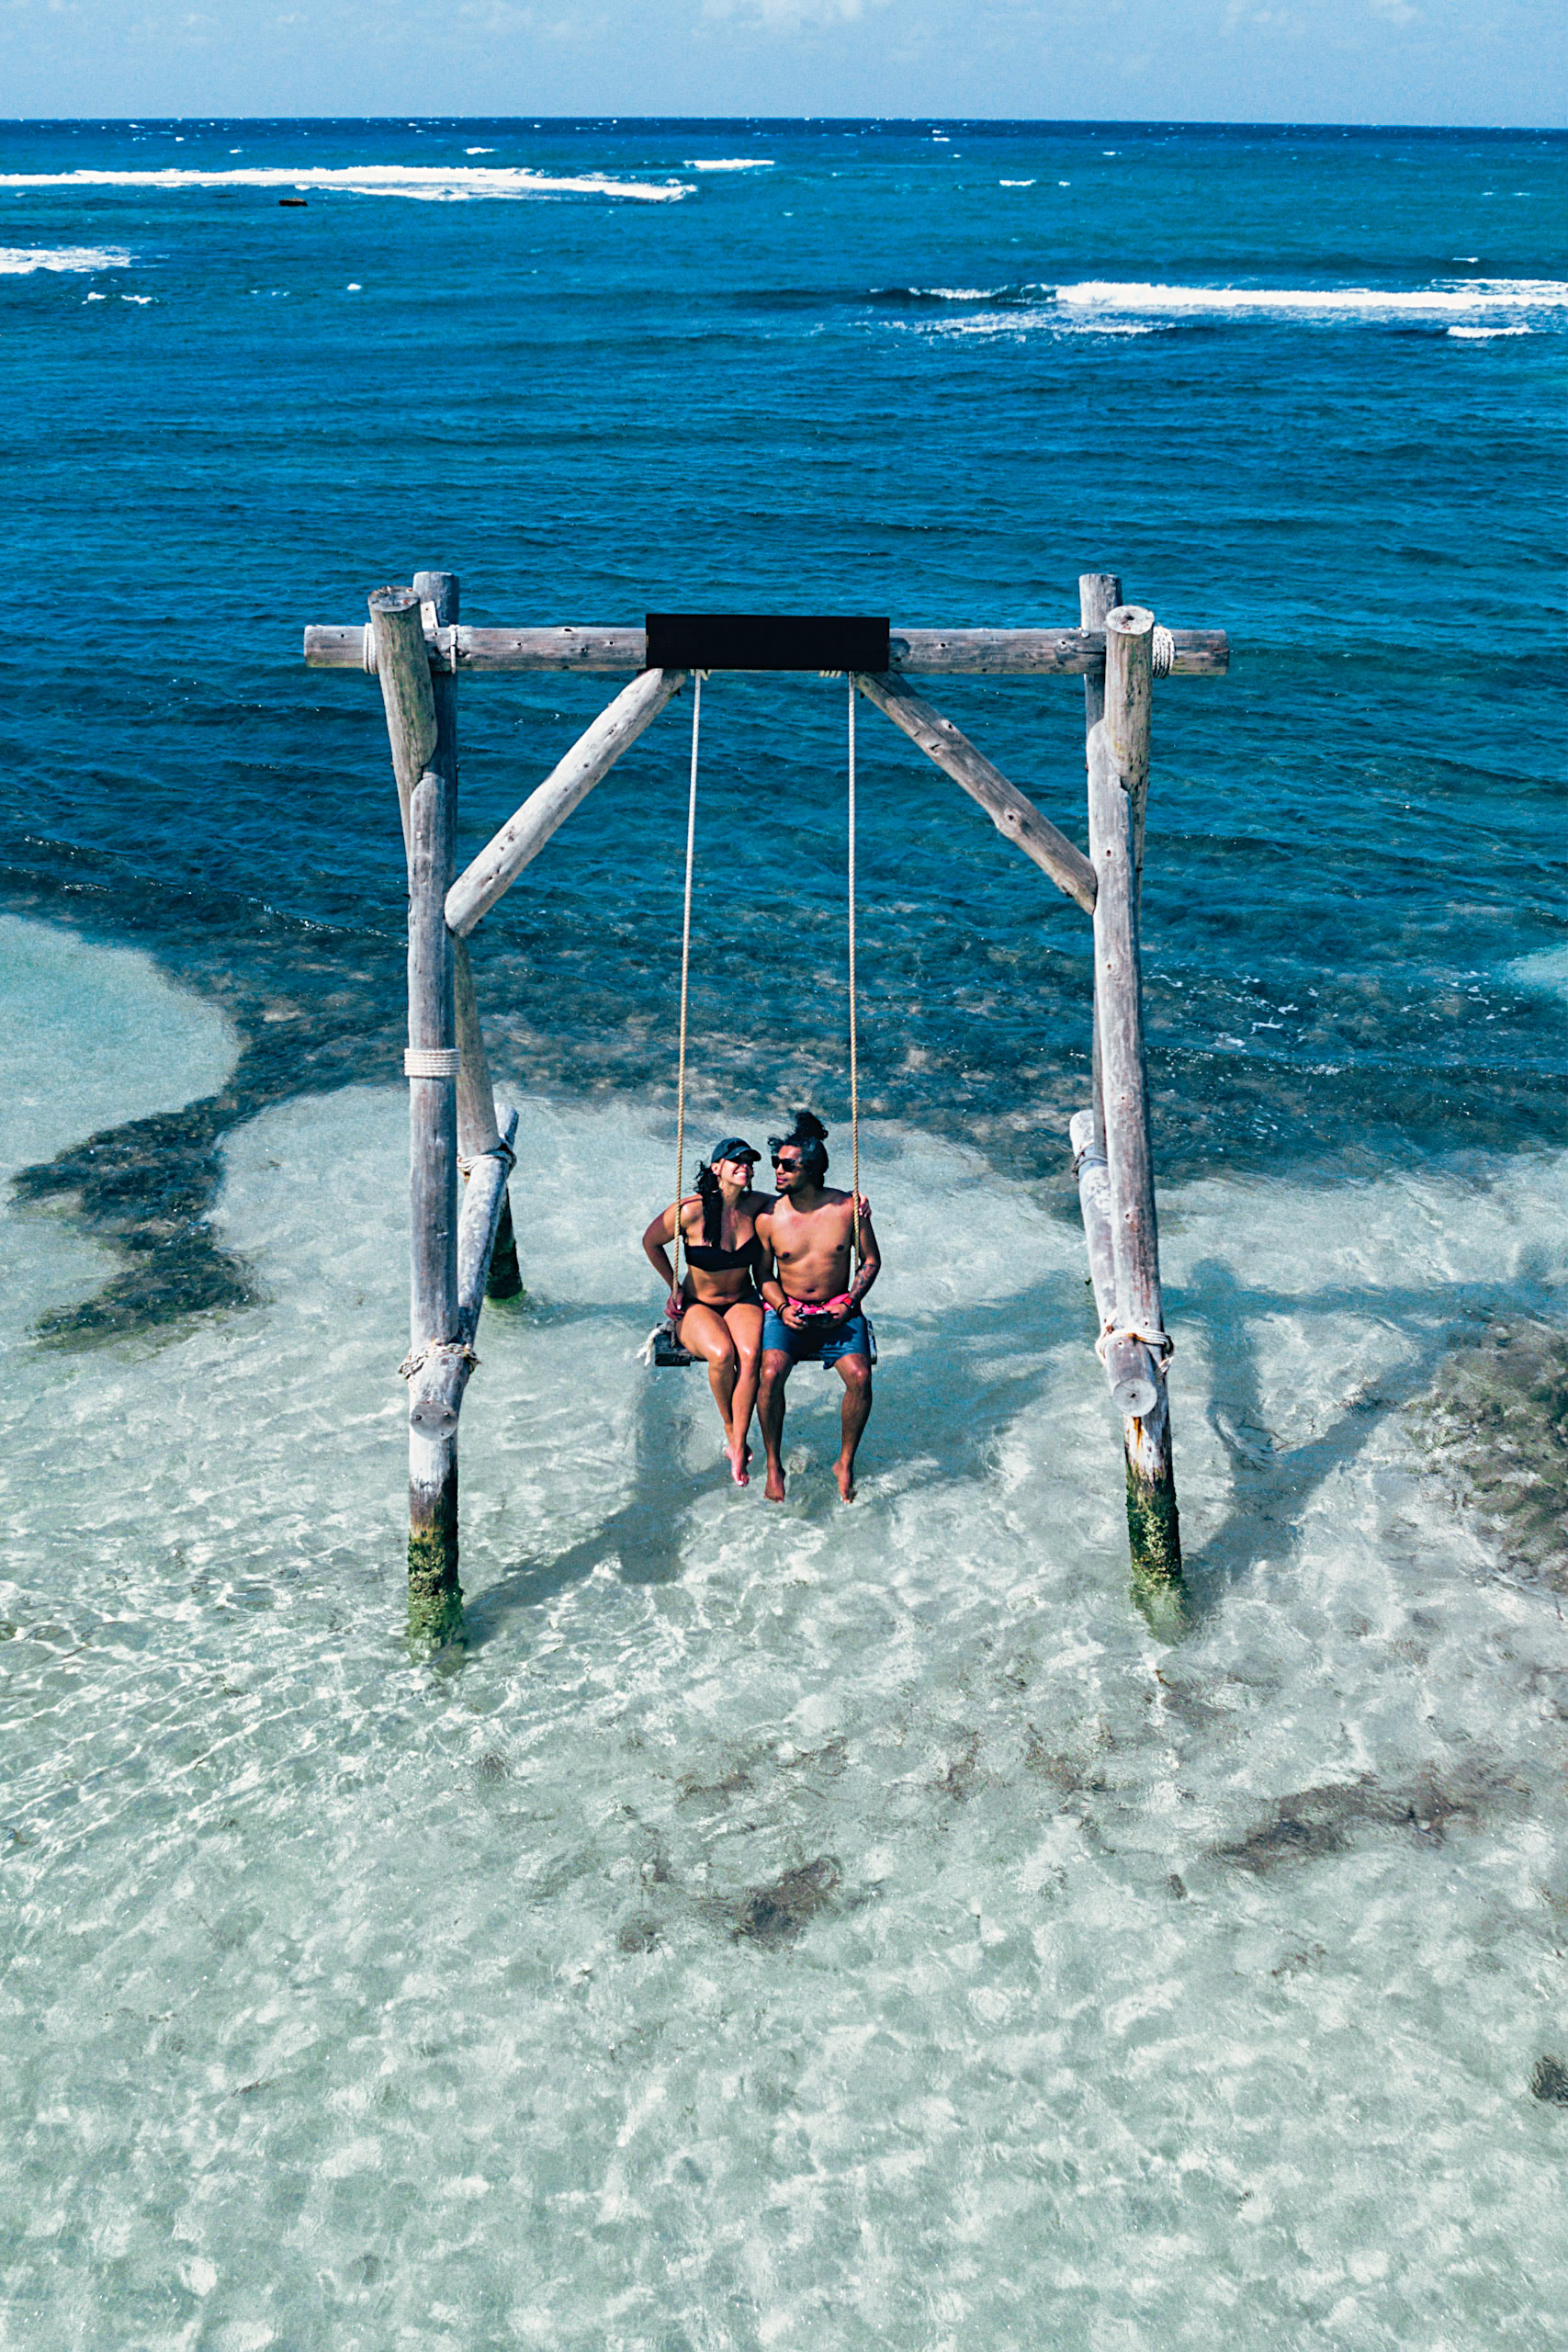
[2,117,1564,2347]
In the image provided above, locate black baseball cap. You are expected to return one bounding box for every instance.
[708,1136,760,1167]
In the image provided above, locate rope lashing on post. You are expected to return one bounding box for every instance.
[399,1339,480,1382]
[404,1046,460,1079]
[1095,1319,1175,1366]
[1151,625,1176,680]
[457,1135,517,1181]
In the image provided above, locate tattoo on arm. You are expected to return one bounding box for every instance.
[846,1227,880,1307]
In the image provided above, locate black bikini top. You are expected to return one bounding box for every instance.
[683,1234,763,1274]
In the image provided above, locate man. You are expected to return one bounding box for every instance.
[754,1111,881,1504]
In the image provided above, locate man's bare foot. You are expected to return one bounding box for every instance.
[764,1461,786,1502]
[835,1461,857,1503]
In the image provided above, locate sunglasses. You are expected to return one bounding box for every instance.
[771,1154,803,1170]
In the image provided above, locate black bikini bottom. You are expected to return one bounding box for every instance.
[676,1289,763,1326]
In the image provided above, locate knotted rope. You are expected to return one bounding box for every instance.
[1095,1318,1175,1366]
[404,1046,460,1080]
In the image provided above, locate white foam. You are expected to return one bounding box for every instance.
[998,178,1036,187]
[0,243,132,274]
[1505,944,1566,998]
[894,309,1156,342]
[682,157,774,171]
[0,165,692,204]
[1449,324,1530,338]
[1055,277,1568,321]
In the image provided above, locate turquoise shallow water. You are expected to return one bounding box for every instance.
[1,119,1565,2346]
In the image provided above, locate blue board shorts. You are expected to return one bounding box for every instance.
[761,1305,876,1367]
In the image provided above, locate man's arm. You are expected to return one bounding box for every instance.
[843,1204,880,1311]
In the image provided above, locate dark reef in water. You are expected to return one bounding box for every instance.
[1212,1762,1529,1877]
[1418,1316,1568,1593]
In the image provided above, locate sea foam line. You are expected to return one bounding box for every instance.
[682,158,774,171]
[0,165,692,203]
[0,243,132,274]
[1055,278,1568,318]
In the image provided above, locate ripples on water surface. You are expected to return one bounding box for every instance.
[1,118,1565,2346]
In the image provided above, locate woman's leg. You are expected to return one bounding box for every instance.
[722,1302,765,1483]
[674,1303,739,1439]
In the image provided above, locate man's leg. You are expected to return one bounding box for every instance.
[758,1348,794,1502]
[832,1353,873,1502]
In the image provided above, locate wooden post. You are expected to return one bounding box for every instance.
[454,944,524,1300]
[1087,604,1180,1586]
[412,568,524,1305]
[372,583,462,1649]
[1078,573,1121,1156]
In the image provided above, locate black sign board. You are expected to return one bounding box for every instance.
[645,612,891,673]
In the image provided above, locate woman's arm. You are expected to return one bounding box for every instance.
[641,1203,680,1308]
[753,1211,789,1318]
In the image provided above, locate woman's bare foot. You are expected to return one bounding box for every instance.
[835,1460,857,1503]
[727,1435,750,1487]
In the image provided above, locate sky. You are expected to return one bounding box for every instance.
[0,0,1563,125]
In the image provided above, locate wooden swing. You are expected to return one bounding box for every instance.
[649,669,864,1370]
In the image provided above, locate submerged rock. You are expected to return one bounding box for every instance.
[729,1856,842,1947]
[1420,1315,1568,1592]
[1213,1767,1525,1877]
[1529,2055,1568,2107]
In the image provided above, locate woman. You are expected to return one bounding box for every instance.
[642,1136,768,1487]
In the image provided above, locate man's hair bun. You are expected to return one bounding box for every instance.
[769,1107,829,1177]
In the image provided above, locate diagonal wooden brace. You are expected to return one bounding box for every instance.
[445,666,688,937]
[853,670,1096,915]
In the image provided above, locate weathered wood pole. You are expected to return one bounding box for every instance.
[853,669,1096,913]
[412,569,524,1304]
[370,583,462,1648]
[1078,572,1122,1157]
[445,664,687,938]
[1088,604,1180,1583]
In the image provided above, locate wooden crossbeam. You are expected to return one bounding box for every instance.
[304,622,1228,679]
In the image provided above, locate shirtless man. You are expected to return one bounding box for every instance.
[754,1111,881,1504]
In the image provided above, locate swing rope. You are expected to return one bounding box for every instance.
[847,676,862,1268]
[671,673,702,1308]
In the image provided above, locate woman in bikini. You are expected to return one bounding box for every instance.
[641,1136,769,1486]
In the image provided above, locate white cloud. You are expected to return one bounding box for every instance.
[703,0,886,27]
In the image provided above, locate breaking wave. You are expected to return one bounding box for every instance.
[0,164,693,203]
[1054,277,1568,322]
[0,243,132,274]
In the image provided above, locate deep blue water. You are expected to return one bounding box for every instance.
[2,117,1563,1325]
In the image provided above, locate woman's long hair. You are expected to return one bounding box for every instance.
[694,1160,723,1246]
